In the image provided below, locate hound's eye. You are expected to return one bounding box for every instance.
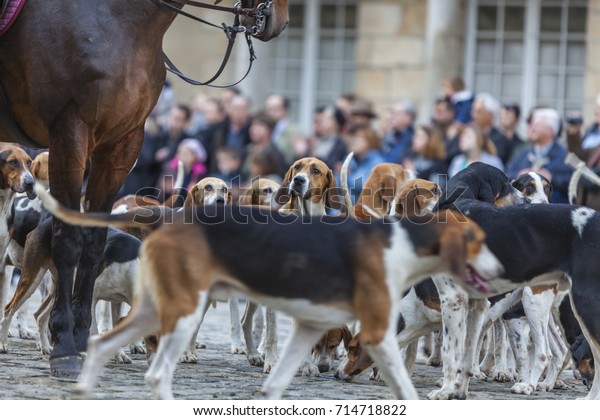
[204,185,213,191]
[312,167,321,175]
[8,160,18,168]
[264,187,273,194]
[293,164,300,171]
[222,187,228,193]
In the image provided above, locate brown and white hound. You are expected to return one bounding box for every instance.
[239,177,282,372]
[34,184,504,400]
[0,146,35,327]
[239,177,280,208]
[340,154,415,220]
[275,157,342,216]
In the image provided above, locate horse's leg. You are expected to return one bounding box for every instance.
[72,128,143,352]
[47,119,87,377]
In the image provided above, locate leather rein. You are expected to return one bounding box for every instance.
[151,0,273,87]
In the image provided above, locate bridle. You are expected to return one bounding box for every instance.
[151,0,274,87]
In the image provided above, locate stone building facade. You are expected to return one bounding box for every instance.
[164,0,600,133]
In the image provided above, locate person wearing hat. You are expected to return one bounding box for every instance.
[381,100,416,164]
[349,98,378,128]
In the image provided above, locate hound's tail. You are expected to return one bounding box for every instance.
[34,183,167,230]
[340,152,355,218]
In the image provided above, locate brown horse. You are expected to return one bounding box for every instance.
[0,0,288,379]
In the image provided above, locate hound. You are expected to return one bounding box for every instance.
[275,157,342,216]
[2,150,48,340]
[34,183,503,400]
[0,146,35,331]
[340,153,414,220]
[432,162,600,401]
[273,157,343,375]
[239,177,282,373]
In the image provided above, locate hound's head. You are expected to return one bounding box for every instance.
[275,157,342,211]
[184,177,232,207]
[30,151,49,190]
[571,334,594,390]
[334,331,374,381]
[433,210,504,295]
[438,162,529,209]
[511,172,552,204]
[356,163,415,218]
[239,0,289,42]
[239,177,280,208]
[393,179,442,217]
[0,146,35,198]
[311,326,353,373]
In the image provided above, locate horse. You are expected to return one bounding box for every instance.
[0,0,288,379]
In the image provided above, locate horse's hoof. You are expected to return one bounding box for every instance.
[50,355,83,382]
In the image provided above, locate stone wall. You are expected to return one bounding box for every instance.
[585,0,600,121]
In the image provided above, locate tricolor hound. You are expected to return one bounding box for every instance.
[34,184,503,400]
[434,162,600,400]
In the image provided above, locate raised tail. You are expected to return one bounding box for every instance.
[34,183,167,230]
[340,152,355,218]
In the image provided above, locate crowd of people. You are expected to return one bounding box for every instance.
[116,76,600,209]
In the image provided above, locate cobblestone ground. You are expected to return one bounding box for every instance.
[0,296,589,400]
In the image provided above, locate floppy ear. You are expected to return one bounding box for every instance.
[476,183,495,204]
[274,167,294,205]
[325,169,343,210]
[340,326,353,351]
[183,184,202,208]
[439,225,467,281]
[377,175,397,213]
[226,188,233,204]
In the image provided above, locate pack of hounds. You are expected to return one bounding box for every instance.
[0,143,597,400]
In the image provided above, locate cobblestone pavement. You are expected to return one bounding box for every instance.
[0,297,589,400]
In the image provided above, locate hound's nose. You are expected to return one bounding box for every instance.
[215,197,225,204]
[293,176,305,185]
[24,174,35,189]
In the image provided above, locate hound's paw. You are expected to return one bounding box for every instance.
[470,370,487,381]
[369,370,383,382]
[263,352,278,374]
[39,344,53,355]
[179,351,198,364]
[230,342,246,355]
[129,341,146,354]
[552,380,568,390]
[18,326,38,340]
[0,342,8,353]
[434,377,444,387]
[301,363,320,377]
[492,370,515,382]
[247,352,264,367]
[195,341,207,349]
[426,356,442,367]
[511,382,535,395]
[111,349,133,364]
[427,389,451,400]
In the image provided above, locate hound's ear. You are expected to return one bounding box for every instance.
[183,184,202,208]
[31,154,50,182]
[439,224,467,282]
[325,169,343,210]
[477,183,495,204]
[377,175,397,213]
[274,167,294,205]
[340,326,353,351]
[226,187,233,205]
